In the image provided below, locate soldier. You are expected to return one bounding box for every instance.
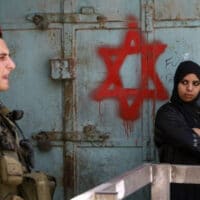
[0,29,56,200]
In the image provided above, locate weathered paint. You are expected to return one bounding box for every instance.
[154,0,200,20]
[92,16,168,122]
[1,1,200,200]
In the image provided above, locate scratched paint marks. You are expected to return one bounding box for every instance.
[91,16,169,121]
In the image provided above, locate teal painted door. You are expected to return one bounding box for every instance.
[0,1,64,199]
[63,1,151,199]
[3,0,200,199]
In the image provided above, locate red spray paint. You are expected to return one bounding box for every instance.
[92,16,169,122]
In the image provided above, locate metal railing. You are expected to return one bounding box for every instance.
[71,163,200,200]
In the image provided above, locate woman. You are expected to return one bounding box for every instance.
[154,60,200,200]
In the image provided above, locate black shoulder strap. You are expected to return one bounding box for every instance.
[0,101,25,139]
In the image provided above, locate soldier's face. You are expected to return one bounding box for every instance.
[0,39,15,91]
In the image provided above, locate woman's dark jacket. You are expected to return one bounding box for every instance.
[155,102,200,164]
[155,101,200,200]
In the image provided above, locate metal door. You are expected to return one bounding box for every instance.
[64,0,162,199]
[3,0,198,200]
[63,1,152,199]
[0,1,64,199]
[152,0,200,105]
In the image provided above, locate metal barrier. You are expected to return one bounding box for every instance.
[71,163,200,200]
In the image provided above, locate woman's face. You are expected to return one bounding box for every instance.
[178,73,200,102]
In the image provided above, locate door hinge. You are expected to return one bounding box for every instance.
[32,125,110,147]
[26,7,108,30]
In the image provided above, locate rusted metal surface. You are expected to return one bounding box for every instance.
[145,1,153,32]
[33,131,52,151]
[26,0,139,30]
[64,154,75,188]
[63,80,74,132]
[80,7,95,15]
[32,131,62,141]
[154,0,200,20]
[26,12,114,29]
[32,14,49,30]
[50,58,76,80]
[32,125,110,143]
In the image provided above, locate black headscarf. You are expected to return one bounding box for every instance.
[170,60,200,128]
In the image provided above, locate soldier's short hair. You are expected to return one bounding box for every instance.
[0,27,3,38]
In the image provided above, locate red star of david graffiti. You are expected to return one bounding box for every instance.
[92,16,169,121]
